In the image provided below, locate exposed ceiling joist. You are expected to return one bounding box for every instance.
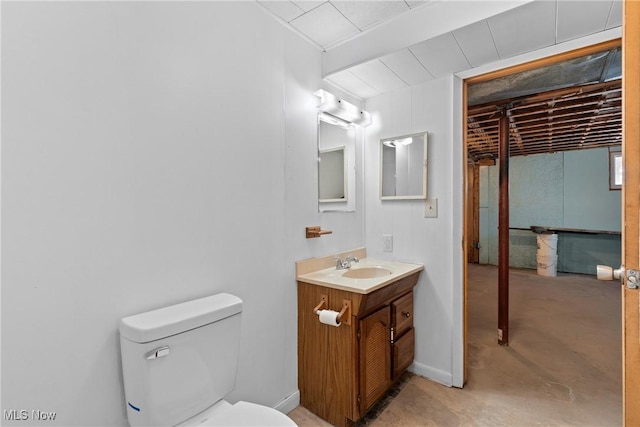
[467,79,622,162]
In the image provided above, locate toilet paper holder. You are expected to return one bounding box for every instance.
[313,295,351,325]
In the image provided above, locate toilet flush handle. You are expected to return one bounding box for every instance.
[145,346,170,360]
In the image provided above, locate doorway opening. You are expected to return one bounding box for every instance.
[462,39,623,424]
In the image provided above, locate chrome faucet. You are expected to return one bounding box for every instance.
[335,255,359,270]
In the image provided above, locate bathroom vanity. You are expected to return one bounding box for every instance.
[296,249,423,427]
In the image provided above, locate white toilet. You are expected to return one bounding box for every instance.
[119,293,297,427]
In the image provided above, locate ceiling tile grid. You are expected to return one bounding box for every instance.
[452,20,500,68]
[348,59,408,93]
[288,2,360,48]
[330,1,620,100]
[556,0,614,43]
[257,0,429,50]
[258,1,306,22]
[606,0,622,29]
[380,49,433,86]
[331,1,410,31]
[325,70,381,99]
[409,32,472,78]
[291,1,325,13]
[486,0,557,59]
[257,1,622,100]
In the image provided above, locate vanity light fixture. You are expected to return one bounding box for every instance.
[313,89,372,127]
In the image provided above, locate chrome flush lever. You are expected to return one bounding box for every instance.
[145,346,170,360]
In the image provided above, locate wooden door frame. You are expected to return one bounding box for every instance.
[462,38,622,383]
[622,1,640,424]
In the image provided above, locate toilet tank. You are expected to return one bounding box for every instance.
[119,293,242,427]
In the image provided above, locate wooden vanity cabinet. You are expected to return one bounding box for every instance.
[298,271,419,427]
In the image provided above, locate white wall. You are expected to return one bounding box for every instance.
[1,2,364,425]
[364,78,464,387]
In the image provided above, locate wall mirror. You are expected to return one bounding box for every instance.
[318,114,356,212]
[380,131,428,200]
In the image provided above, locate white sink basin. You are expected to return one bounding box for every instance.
[342,266,393,279]
[296,250,424,294]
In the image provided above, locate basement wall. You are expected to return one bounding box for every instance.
[479,147,621,275]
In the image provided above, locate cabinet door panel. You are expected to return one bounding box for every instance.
[359,306,391,412]
[393,327,415,379]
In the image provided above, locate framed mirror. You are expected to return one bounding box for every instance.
[380,131,428,200]
[318,114,356,212]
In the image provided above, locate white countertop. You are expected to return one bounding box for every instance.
[296,257,424,294]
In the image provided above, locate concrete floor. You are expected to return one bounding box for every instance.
[289,264,622,426]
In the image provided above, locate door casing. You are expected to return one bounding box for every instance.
[621,1,640,423]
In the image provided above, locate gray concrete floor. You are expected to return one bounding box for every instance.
[290,264,622,426]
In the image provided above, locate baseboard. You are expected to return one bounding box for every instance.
[409,361,453,387]
[275,390,300,415]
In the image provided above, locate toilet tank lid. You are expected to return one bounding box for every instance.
[120,293,242,343]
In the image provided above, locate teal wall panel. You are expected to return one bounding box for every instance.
[558,233,621,275]
[481,148,621,275]
[563,149,622,231]
[510,153,564,229]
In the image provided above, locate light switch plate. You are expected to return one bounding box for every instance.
[425,198,438,218]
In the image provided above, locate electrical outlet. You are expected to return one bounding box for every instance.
[383,235,393,252]
[425,198,438,218]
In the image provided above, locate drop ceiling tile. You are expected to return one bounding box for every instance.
[331,1,409,31]
[348,60,408,93]
[325,70,381,99]
[606,0,622,29]
[258,1,305,23]
[488,0,557,59]
[409,32,471,78]
[453,20,499,67]
[290,2,359,48]
[380,49,433,86]
[557,0,612,43]
[291,1,326,13]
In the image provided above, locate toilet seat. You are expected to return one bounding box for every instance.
[179,400,297,427]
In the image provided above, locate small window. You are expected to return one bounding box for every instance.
[609,150,622,190]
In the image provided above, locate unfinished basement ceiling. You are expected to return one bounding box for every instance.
[467,47,622,162]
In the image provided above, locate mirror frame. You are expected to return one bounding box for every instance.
[380,131,428,200]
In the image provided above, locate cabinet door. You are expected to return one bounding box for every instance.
[359,306,391,412]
